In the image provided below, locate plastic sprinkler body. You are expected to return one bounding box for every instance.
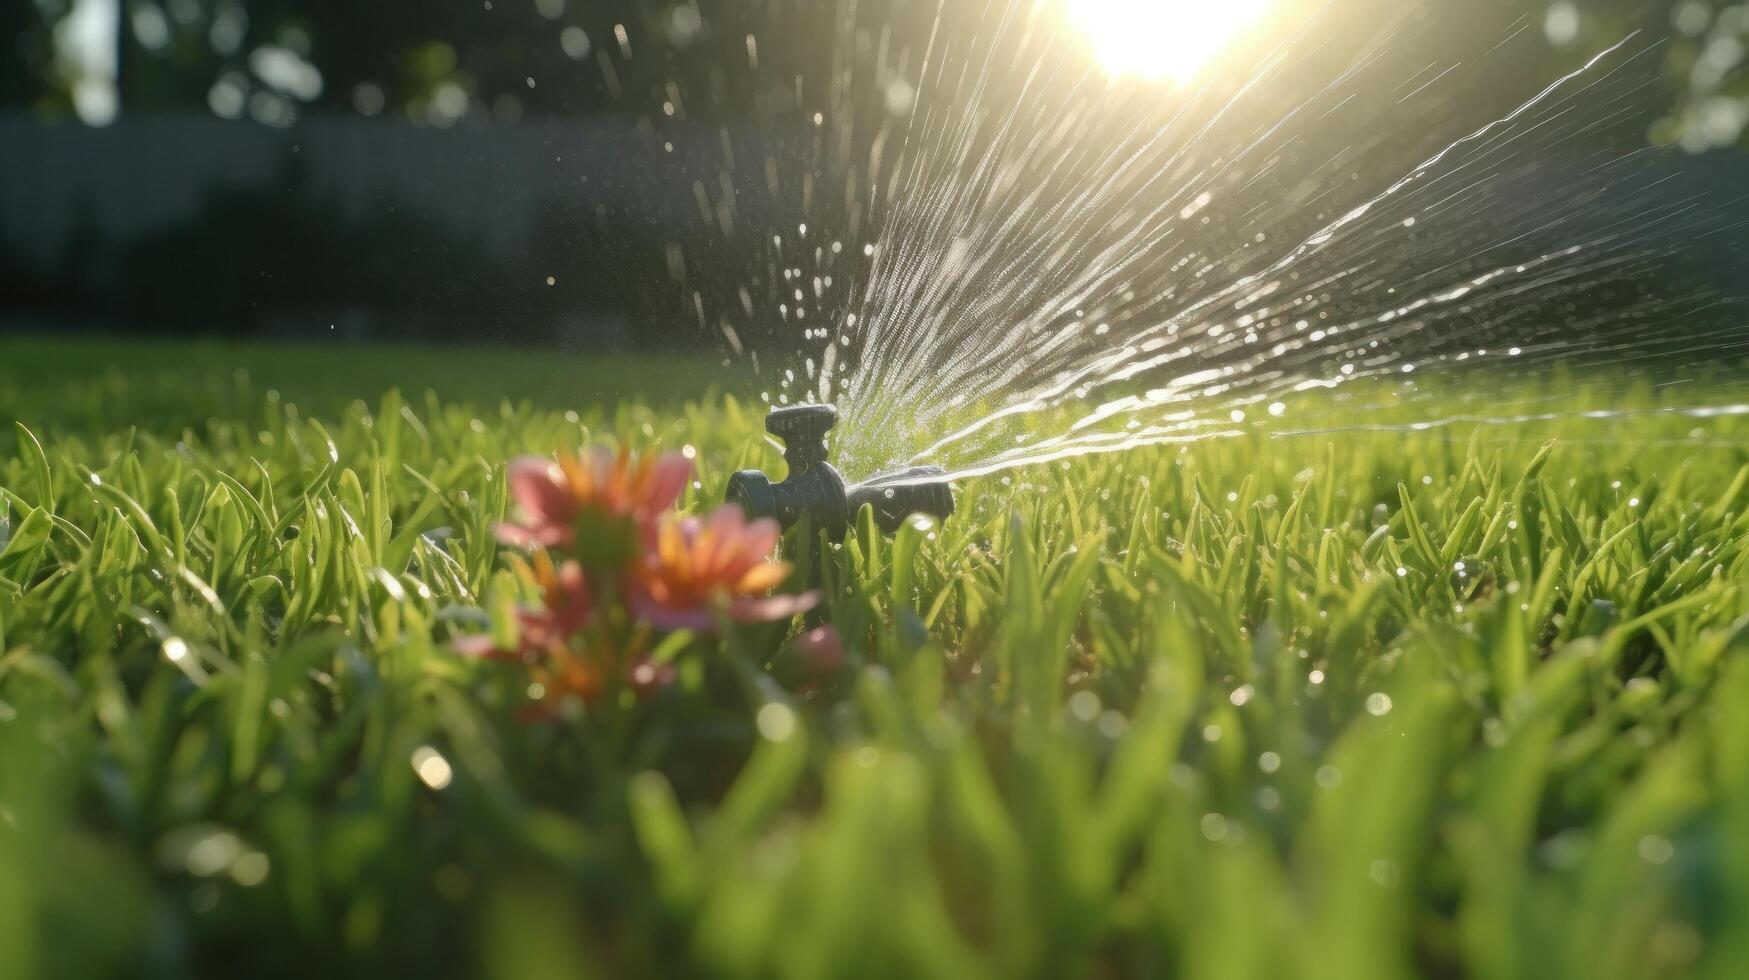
[725,404,955,536]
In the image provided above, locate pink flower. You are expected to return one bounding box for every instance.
[454,554,593,663]
[455,555,676,709]
[770,626,846,696]
[498,448,693,553]
[791,626,846,676]
[631,505,819,632]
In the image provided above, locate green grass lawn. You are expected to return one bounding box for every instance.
[3,337,1749,978]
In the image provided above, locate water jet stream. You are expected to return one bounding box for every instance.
[710,1,1747,483]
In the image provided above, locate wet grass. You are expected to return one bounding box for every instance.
[3,340,1749,978]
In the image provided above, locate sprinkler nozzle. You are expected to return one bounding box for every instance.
[725,404,955,536]
[764,403,837,471]
[847,467,956,533]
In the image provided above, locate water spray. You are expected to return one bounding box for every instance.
[726,404,956,536]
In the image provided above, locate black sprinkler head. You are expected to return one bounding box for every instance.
[764,403,837,471]
[725,461,849,533]
[726,404,955,536]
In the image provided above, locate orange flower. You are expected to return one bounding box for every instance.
[498,448,693,554]
[632,506,819,632]
[454,553,593,663]
[529,649,606,707]
[456,555,676,709]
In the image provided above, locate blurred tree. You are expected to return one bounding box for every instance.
[1520,2,1746,151]
[1,3,53,109]
[5,1,850,128]
[1651,2,1749,151]
[0,3,795,127]
[6,1,1738,151]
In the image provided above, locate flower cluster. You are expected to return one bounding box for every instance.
[458,448,824,709]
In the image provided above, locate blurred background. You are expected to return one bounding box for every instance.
[1,0,1745,352]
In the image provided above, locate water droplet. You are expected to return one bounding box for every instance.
[756,702,797,741]
[1638,834,1675,865]
[1069,690,1102,721]
[1369,858,1401,887]
[1200,813,1229,842]
[411,746,454,790]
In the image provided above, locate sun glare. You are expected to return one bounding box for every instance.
[1064,0,1271,84]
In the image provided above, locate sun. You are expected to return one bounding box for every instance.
[1063,0,1271,85]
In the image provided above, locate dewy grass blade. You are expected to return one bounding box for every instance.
[12,422,52,513]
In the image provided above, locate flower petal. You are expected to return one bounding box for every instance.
[727,591,820,624]
[630,593,721,632]
[740,516,783,558]
[507,457,572,523]
[453,634,511,659]
[494,521,570,549]
[549,561,594,634]
[644,454,696,514]
[734,562,791,595]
